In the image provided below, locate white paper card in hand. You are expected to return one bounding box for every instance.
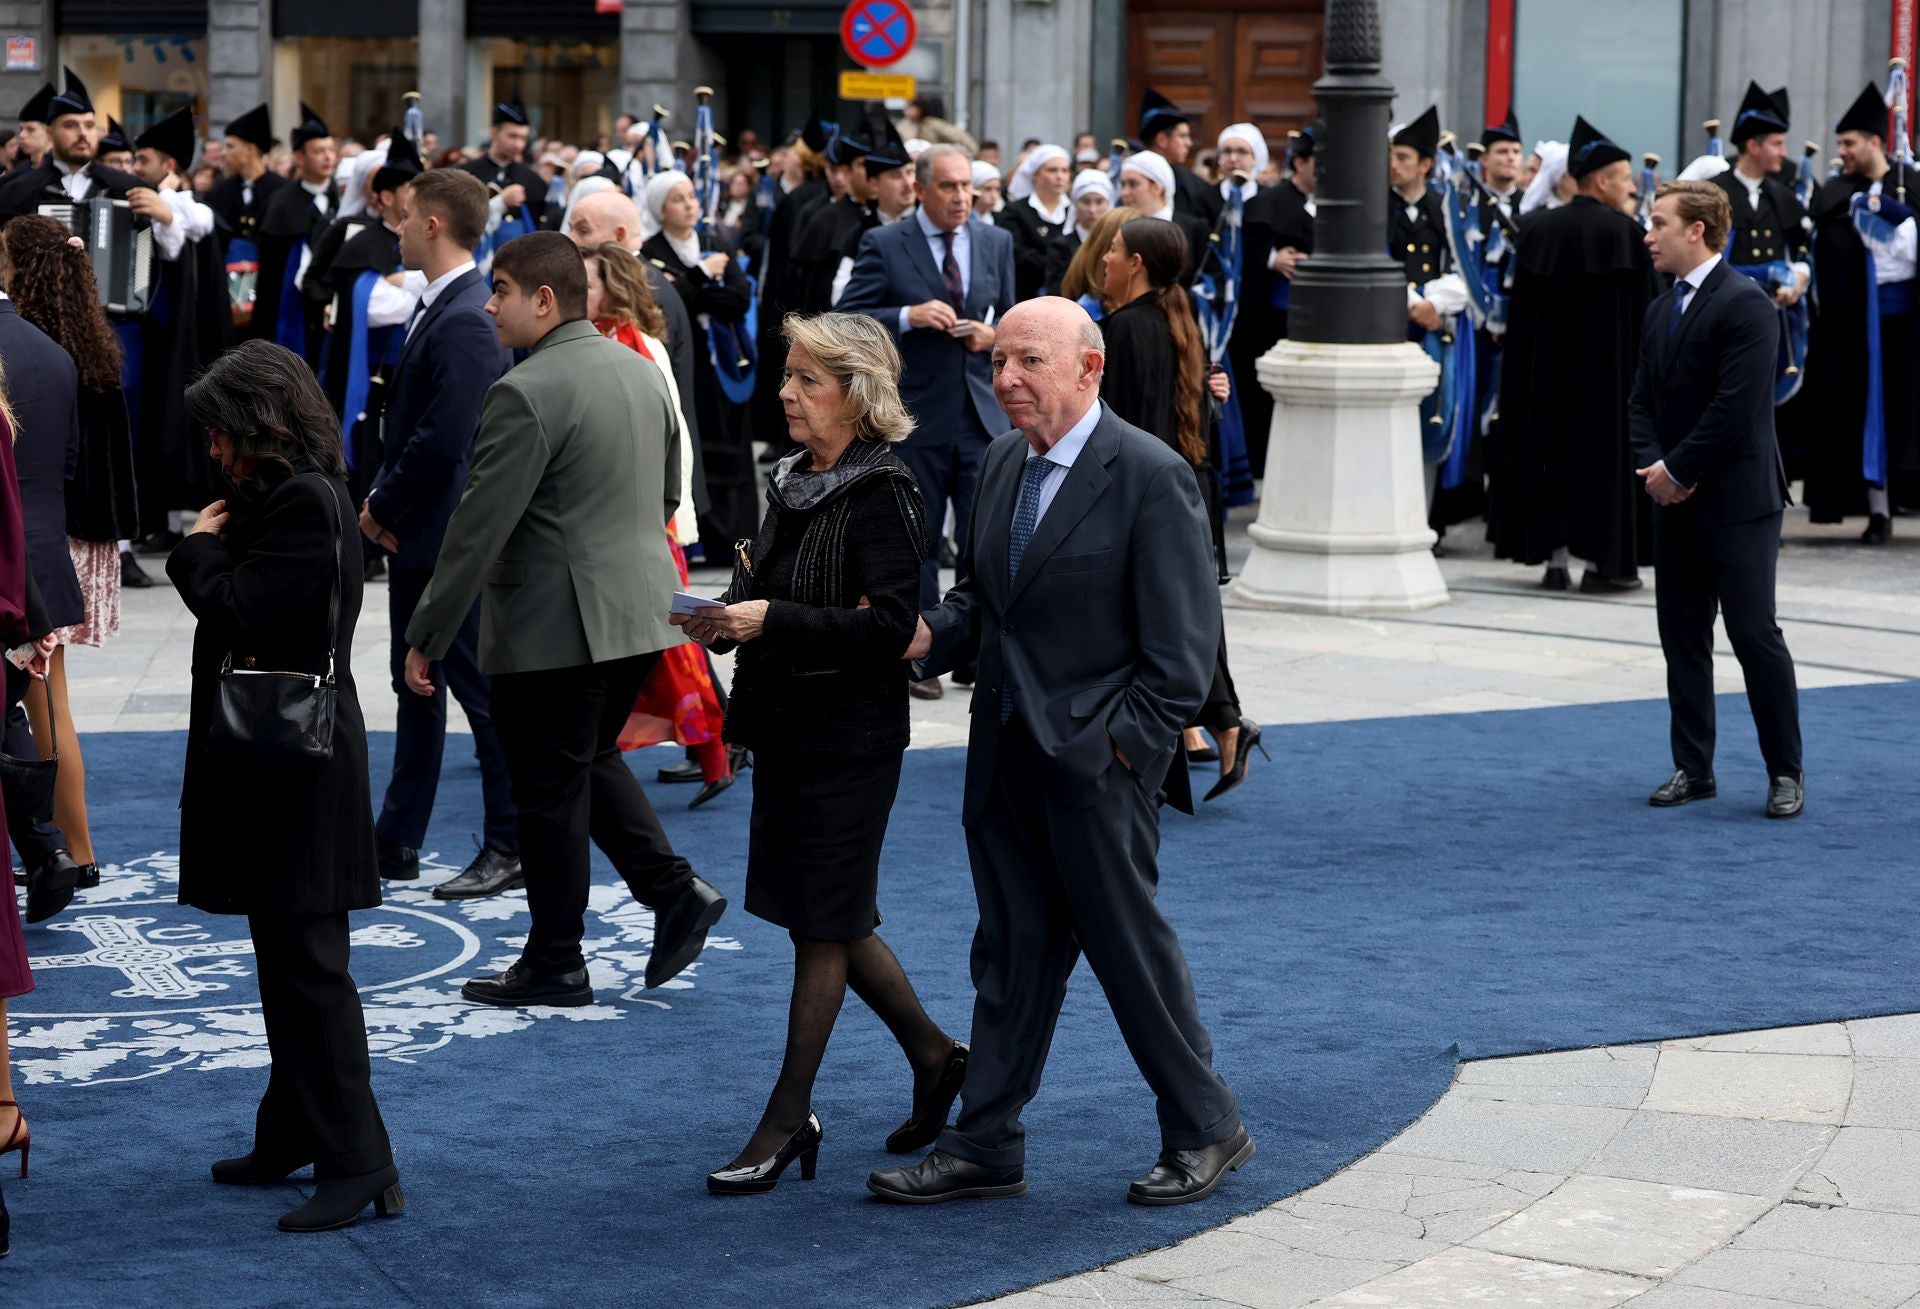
[671,591,727,616]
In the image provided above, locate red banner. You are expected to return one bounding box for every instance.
[1485,0,1514,128]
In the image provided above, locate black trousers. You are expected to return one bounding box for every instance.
[938,721,1242,1168]
[2,667,64,868]
[376,564,517,853]
[490,652,695,975]
[896,437,984,610]
[247,912,393,1179]
[1654,507,1802,781]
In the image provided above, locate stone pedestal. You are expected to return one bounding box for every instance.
[1233,340,1450,614]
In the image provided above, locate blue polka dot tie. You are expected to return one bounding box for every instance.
[1001,456,1054,723]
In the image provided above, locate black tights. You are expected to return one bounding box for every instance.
[729,932,952,1166]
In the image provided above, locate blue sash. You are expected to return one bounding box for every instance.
[1863,273,1911,488]
[274,236,308,357]
[340,270,402,470]
[1216,355,1254,507]
[1729,260,1810,405]
[478,204,537,273]
[1439,324,1478,488]
[1269,276,1290,311]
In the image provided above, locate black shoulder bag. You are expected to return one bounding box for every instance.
[206,474,342,761]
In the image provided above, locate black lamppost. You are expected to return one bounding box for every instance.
[1289,0,1407,344]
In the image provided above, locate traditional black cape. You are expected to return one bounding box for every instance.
[455,155,549,229]
[751,175,831,455]
[67,383,139,542]
[1493,195,1659,575]
[138,226,236,520]
[998,196,1071,302]
[786,195,871,314]
[0,158,139,217]
[256,180,338,365]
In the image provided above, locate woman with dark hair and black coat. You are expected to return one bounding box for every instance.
[1099,217,1266,801]
[167,339,401,1234]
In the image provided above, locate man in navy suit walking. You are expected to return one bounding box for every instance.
[1631,179,1803,818]
[840,143,1016,699]
[358,168,523,894]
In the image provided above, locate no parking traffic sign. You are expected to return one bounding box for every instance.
[841,0,917,69]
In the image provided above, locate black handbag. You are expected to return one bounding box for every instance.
[0,676,56,826]
[206,475,343,761]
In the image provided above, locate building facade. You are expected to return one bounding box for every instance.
[0,0,1903,171]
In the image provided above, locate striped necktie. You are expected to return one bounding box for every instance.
[940,230,964,312]
[1000,456,1054,722]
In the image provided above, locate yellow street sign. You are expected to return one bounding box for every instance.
[839,71,916,101]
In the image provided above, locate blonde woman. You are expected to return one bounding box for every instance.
[675,313,965,1195]
[1059,204,1142,318]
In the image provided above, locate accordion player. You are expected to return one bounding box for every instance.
[35,197,156,317]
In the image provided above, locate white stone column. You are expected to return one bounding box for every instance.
[1233,340,1450,614]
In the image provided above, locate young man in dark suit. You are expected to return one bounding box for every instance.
[360,168,522,897]
[0,67,138,218]
[869,297,1250,1209]
[1631,179,1803,818]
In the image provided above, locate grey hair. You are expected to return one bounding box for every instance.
[782,312,916,442]
[1080,319,1105,355]
[916,143,972,190]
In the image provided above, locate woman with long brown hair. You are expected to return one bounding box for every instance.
[1059,205,1141,315]
[1099,217,1265,800]
[1,216,139,887]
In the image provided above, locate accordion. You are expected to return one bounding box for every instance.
[35,198,156,317]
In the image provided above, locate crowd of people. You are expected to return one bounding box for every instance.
[0,63,1877,1251]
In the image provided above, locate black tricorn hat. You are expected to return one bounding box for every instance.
[824,125,871,168]
[492,96,529,127]
[49,66,92,119]
[1481,108,1521,148]
[1138,87,1188,141]
[1730,81,1789,146]
[372,130,423,194]
[799,105,834,155]
[1568,114,1631,178]
[99,116,129,153]
[1288,125,1317,163]
[17,82,53,124]
[134,105,197,171]
[291,101,331,150]
[1837,83,1887,138]
[862,118,911,176]
[224,103,275,151]
[1392,106,1440,160]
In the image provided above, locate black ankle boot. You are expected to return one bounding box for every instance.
[212,1150,310,1185]
[277,1165,404,1232]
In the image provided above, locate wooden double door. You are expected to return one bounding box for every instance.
[1127,0,1324,152]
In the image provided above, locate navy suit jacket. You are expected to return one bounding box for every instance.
[366,269,514,569]
[918,403,1216,824]
[839,212,1015,447]
[0,300,82,627]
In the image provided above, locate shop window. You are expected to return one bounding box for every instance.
[58,34,208,141]
[282,37,420,147]
[1512,0,1684,173]
[481,38,620,149]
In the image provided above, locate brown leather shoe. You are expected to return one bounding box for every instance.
[909,677,944,700]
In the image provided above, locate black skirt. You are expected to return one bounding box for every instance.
[745,747,904,940]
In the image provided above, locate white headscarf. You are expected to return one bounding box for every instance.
[339,148,383,219]
[1008,144,1069,201]
[571,150,606,181]
[1121,150,1177,221]
[1216,122,1270,180]
[644,169,700,266]
[1070,168,1115,204]
[903,138,931,159]
[970,160,1001,190]
[1520,140,1568,215]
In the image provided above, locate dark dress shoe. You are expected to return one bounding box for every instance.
[938,537,957,568]
[278,1164,404,1232]
[25,851,80,924]
[909,677,944,700]
[950,665,977,687]
[657,757,704,784]
[1863,513,1892,545]
[212,1151,311,1185]
[727,744,753,774]
[1649,770,1717,807]
[886,1042,969,1154]
[1185,744,1219,764]
[1128,1128,1256,1206]
[1203,719,1270,803]
[432,846,523,900]
[867,1150,1027,1204]
[376,839,419,881]
[1542,566,1571,591]
[134,528,182,555]
[707,1113,823,1195]
[689,773,734,810]
[362,555,386,582]
[1580,570,1644,593]
[646,876,728,988]
[75,863,100,890]
[120,550,155,588]
[461,961,593,1007]
[1767,774,1805,819]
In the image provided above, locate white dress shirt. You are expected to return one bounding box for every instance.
[1864,178,1918,284]
[153,191,215,262]
[1673,251,1721,312]
[363,225,428,328]
[1019,400,1102,527]
[897,206,972,333]
[406,259,476,339]
[51,157,92,201]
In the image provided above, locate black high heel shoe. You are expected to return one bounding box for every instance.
[1203,719,1270,803]
[886,1043,969,1154]
[707,1113,823,1195]
[277,1164,405,1232]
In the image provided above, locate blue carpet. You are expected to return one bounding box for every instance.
[7,681,1920,1308]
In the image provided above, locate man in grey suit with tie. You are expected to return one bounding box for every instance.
[403,232,727,1007]
[867,298,1252,1208]
[840,143,1017,699]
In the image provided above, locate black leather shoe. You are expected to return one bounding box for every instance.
[1580,570,1644,593]
[646,877,728,988]
[657,758,704,784]
[1649,770,1717,807]
[461,961,593,1007]
[689,773,734,810]
[120,550,155,588]
[950,665,976,688]
[432,846,523,900]
[1542,566,1571,591]
[727,744,753,775]
[24,851,79,924]
[1128,1128,1256,1206]
[1203,719,1270,803]
[74,862,100,890]
[376,839,419,881]
[134,528,182,555]
[707,1113,823,1195]
[1863,513,1892,545]
[886,1042,969,1154]
[1767,774,1805,819]
[278,1164,404,1232]
[212,1151,311,1185]
[867,1150,1027,1204]
[362,555,386,583]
